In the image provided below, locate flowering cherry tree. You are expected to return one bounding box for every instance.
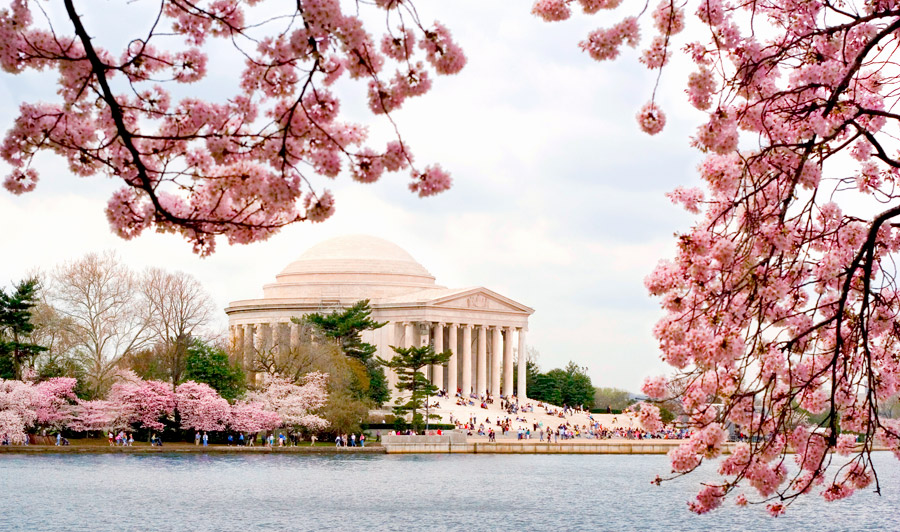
[229,400,282,434]
[246,372,329,431]
[32,377,78,429]
[174,380,231,431]
[0,377,77,439]
[533,0,900,516]
[108,371,175,431]
[0,0,464,254]
[0,378,37,441]
[69,398,126,432]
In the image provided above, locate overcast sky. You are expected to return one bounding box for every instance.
[0,1,709,392]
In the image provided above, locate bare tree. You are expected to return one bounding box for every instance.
[252,321,343,385]
[51,252,151,397]
[141,268,216,387]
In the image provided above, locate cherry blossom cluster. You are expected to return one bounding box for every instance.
[534,0,900,514]
[0,370,329,438]
[0,0,465,254]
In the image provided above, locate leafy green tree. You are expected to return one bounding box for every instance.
[531,369,566,405]
[304,300,390,405]
[379,344,451,432]
[562,362,595,408]
[527,361,594,408]
[184,339,245,401]
[594,387,632,411]
[320,390,372,436]
[0,278,48,379]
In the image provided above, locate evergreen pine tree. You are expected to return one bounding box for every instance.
[0,278,48,379]
[378,344,451,432]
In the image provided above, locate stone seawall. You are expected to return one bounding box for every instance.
[0,445,385,454]
[381,436,734,454]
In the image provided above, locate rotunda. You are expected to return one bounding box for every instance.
[226,235,533,400]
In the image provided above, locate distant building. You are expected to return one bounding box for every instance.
[226,235,533,400]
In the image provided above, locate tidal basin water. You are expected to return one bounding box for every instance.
[1,452,899,531]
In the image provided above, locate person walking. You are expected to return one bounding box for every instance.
[195,432,201,446]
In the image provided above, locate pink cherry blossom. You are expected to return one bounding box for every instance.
[108,371,175,431]
[638,403,663,432]
[636,102,666,135]
[531,0,571,22]
[175,381,231,432]
[641,376,668,399]
[0,0,464,254]
[245,373,329,430]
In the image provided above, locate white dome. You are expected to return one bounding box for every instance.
[262,235,439,301]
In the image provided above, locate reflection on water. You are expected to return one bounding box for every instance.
[1,452,898,531]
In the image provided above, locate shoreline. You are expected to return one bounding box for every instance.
[0,444,385,454]
[1,440,891,455]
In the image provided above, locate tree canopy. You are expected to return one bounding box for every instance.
[527,361,594,409]
[593,387,632,412]
[304,300,390,405]
[530,0,900,514]
[0,0,463,254]
[0,278,47,380]
[184,339,245,402]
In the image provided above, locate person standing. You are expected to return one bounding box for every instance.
[195,432,201,446]
[202,432,208,447]
[359,433,365,447]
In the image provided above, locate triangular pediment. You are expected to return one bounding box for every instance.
[428,287,533,314]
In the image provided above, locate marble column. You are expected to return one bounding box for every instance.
[404,322,415,349]
[260,322,273,354]
[461,324,473,395]
[290,321,300,351]
[276,322,289,357]
[503,327,514,398]
[447,323,458,395]
[432,322,444,391]
[517,328,527,400]
[476,325,487,397]
[384,322,399,394]
[234,325,245,368]
[490,325,502,398]
[242,323,254,370]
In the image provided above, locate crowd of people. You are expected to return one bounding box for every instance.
[334,433,366,447]
[445,399,694,442]
[108,431,134,446]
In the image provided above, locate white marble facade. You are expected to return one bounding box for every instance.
[225,235,533,401]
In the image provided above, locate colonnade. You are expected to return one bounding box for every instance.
[230,319,528,400]
[395,321,527,401]
[229,321,307,375]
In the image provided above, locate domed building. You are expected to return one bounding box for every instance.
[226,235,533,400]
